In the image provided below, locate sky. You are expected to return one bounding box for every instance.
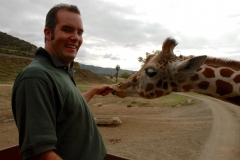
[0,0,240,71]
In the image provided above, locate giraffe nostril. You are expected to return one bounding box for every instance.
[117,83,122,87]
[111,90,116,95]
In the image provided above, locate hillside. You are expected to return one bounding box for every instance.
[0,31,137,76]
[0,31,37,57]
[79,63,136,75]
[0,54,113,84]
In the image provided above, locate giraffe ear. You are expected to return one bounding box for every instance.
[173,55,207,73]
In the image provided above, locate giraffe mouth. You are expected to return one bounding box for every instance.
[111,84,127,98]
[111,90,127,98]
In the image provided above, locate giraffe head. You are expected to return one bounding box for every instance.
[111,37,207,99]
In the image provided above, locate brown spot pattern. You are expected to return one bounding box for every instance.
[191,74,199,81]
[170,82,177,87]
[155,90,163,97]
[182,84,193,91]
[149,92,155,97]
[233,74,240,83]
[145,83,154,92]
[139,92,145,97]
[172,88,178,92]
[197,81,209,90]
[163,82,168,90]
[220,68,234,77]
[132,75,138,82]
[202,67,215,78]
[178,79,186,83]
[216,80,233,96]
[156,79,163,88]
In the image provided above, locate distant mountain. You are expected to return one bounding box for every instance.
[0,31,37,57]
[79,63,136,75]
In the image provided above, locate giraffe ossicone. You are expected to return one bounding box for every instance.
[111,37,240,106]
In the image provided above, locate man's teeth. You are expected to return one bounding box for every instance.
[67,45,77,49]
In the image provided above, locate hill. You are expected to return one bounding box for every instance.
[0,31,37,57]
[79,63,136,75]
[0,31,136,76]
[0,54,113,84]
[0,31,114,84]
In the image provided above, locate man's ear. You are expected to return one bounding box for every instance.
[44,27,51,41]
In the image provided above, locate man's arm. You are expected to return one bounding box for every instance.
[28,151,62,160]
[81,84,112,102]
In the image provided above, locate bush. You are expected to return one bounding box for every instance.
[120,71,131,79]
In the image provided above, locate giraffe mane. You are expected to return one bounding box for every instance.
[177,55,240,71]
[205,57,240,71]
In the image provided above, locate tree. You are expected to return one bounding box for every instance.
[138,50,161,66]
[120,71,131,79]
[109,74,113,79]
[115,65,120,83]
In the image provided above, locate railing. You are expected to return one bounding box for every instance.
[0,145,131,160]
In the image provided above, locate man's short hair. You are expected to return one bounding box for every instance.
[45,3,81,42]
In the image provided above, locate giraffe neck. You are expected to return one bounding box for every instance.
[177,64,240,106]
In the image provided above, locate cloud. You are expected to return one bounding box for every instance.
[228,14,240,18]
[0,0,239,70]
[103,53,120,60]
[227,50,240,54]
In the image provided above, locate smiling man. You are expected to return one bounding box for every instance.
[12,4,112,160]
[44,7,83,67]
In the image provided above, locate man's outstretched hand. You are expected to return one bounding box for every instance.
[97,85,113,96]
[82,84,113,102]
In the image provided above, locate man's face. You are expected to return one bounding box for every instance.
[45,10,83,66]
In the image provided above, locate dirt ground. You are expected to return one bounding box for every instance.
[89,94,212,160]
[1,84,239,160]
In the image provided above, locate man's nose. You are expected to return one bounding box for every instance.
[71,32,81,41]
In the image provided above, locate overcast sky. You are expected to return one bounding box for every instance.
[0,0,240,70]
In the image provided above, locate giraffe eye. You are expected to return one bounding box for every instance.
[145,68,157,78]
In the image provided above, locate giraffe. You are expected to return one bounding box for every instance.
[111,37,240,106]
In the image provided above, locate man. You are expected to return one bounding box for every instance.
[12,3,112,160]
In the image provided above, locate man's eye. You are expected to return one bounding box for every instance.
[63,29,70,32]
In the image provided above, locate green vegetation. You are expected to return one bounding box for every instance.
[153,93,195,106]
[0,31,37,57]
[77,85,93,92]
[0,55,32,83]
[138,50,160,66]
[0,55,113,84]
[0,31,114,84]
[115,65,120,83]
[120,71,131,79]
[117,92,195,108]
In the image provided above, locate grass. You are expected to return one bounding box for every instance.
[0,55,32,83]
[77,85,93,92]
[0,54,113,85]
[124,93,196,108]
[153,93,195,107]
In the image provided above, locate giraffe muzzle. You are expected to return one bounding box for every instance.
[111,90,116,95]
